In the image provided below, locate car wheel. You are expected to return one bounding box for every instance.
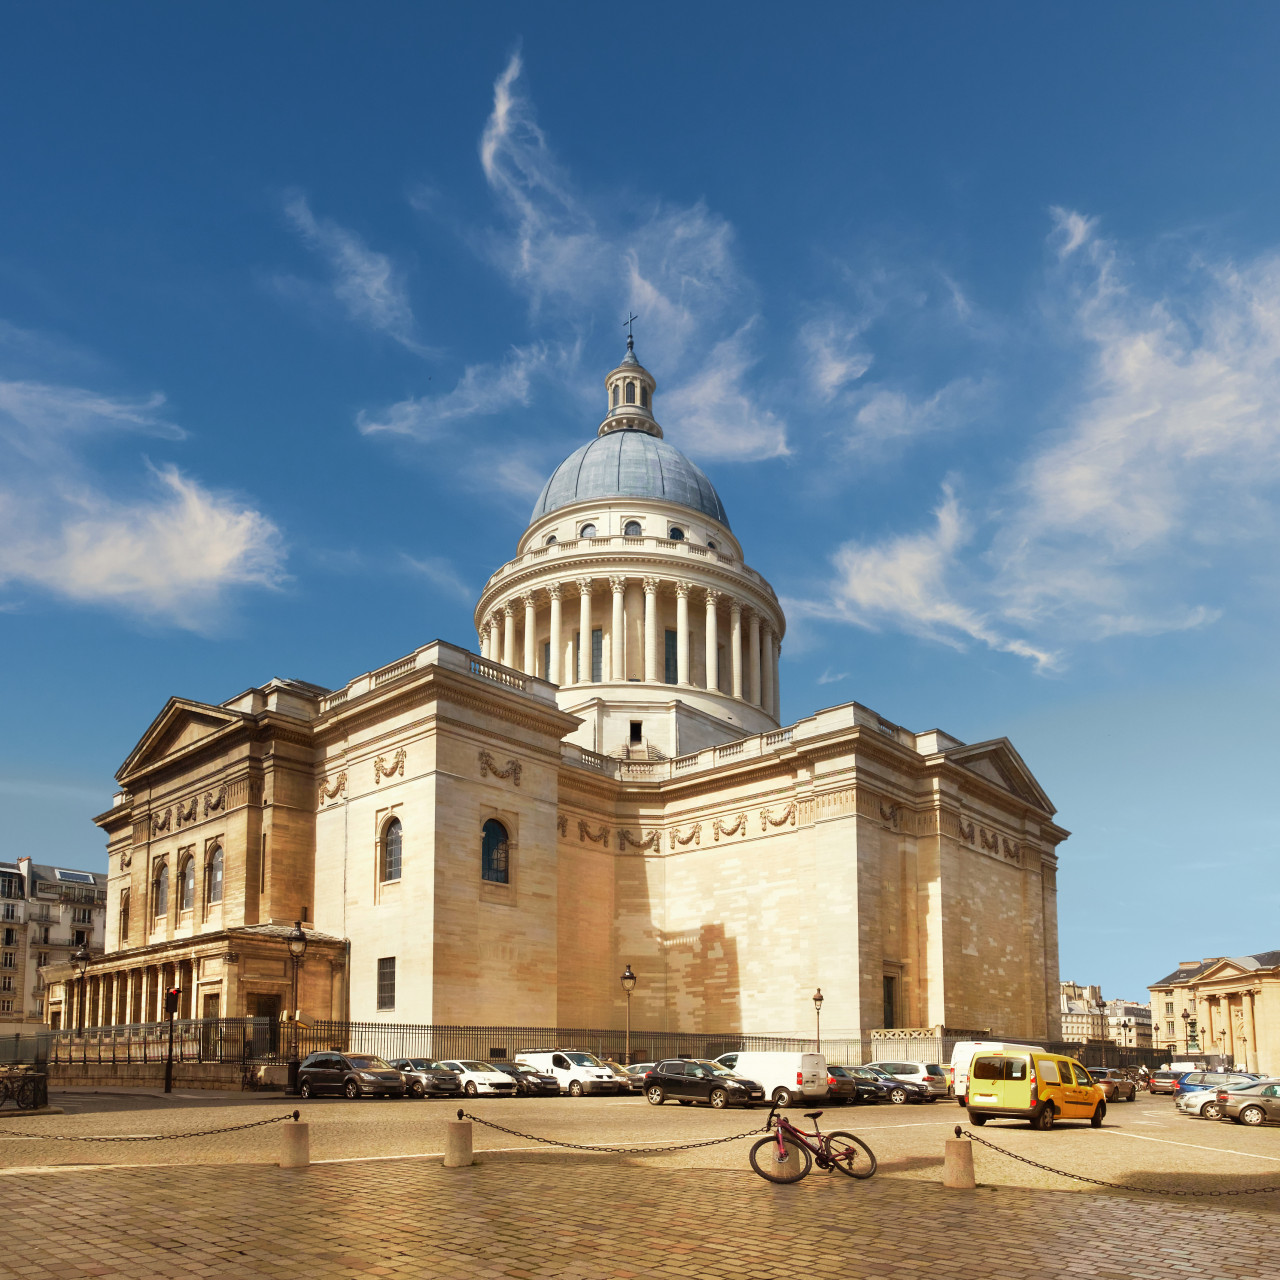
[1201,1100,1223,1120]
[298,1079,313,1099]
[344,1079,361,1099]
[1091,1102,1106,1128]
[772,1087,794,1108]
[410,1080,425,1098]
[968,1113,987,1126]
[1126,1088,1136,1101]
[1239,1105,1266,1127]
[709,1089,729,1109]
[646,1085,665,1105]
[1033,1103,1055,1130]
[889,1087,907,1105]
[464,1081,478,1097]
[568,1080,584,1098]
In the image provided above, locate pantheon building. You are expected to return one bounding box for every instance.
[56,337,1068,1043]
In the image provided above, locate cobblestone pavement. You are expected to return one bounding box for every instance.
[1,1091,1279,1279]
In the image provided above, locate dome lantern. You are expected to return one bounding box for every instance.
[600,333,660,439]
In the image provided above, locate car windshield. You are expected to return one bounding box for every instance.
[565,1052,604,1067]
[925,1064,942,1074]
[696,1061,736,1077]
[409,1059,441,1071]
[491,1063,520,1075]
[346,1055,390,1070]
[865,1067,893,1079]
[829,1066,850,1078]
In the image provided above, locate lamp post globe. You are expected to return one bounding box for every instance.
[812,988,823,1053]
[72,944,91,1037]
[286,921,308,1095]
[620,965,637,1064]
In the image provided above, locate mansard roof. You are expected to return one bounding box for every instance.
[1150,951,1280,988]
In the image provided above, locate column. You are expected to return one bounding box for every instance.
[577,578,593,684]
[610,577,626,683]
[704,589,720,692]
[761,622,775,718]
[547,585,562,685]
[675,582,691,685]
[730,601,743,699]
[523,594,537,675]
[502,603,516,669]
[643,578,660,683]
[1245,989,1259,1074]
[488,614,501,662]
[747,610,762,706]
[771,633,782,720]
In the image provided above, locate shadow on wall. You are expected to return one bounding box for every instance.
[660,922,741,1034]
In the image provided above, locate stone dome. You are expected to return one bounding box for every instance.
[531,430,730,528]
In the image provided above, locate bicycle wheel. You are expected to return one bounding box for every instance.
[824,1131,877,1179]
[748,1133,813,1184]
[14,1080,38,1110]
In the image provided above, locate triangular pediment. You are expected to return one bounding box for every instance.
[117,697,252,782]
[943,738,1055,814]
[1196,957,1266,984]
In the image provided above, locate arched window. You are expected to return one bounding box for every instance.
[179,858,195,912]
[641,386,649,408]
[623,520,642,536]
[382,817,402,883]
[152,862,168,920]
[206,847,224,905]
[544,534,557,545]
[707,539,717,551]
[481,819,510,884]
[625,381,636,404]
[668,526,685,541]
[119,889,130,944]
[579,523,597,539]
[612,384,620,407]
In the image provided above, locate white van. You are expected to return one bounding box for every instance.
[514,1049,620,1096]
[714,1051,828,1107]
[950,1041,1045,1105]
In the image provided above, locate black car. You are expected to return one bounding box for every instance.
[389,1058,462,1098]
[644,1059,765,1108]
[844,1066,926,1104]
[491,1062,561,1095]
[298,1051,406,1099]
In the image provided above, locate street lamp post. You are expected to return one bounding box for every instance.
[1181,1008,1191,1055]
[72,944,91,1038]
[620,965,637,1064]
[812,988,824,1054]
[286,921,308,1096]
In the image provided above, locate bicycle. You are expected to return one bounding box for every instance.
[748,1105,876,1184]
[0,1071,40,1110]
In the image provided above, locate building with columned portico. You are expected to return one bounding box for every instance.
[46,336,1069,1045]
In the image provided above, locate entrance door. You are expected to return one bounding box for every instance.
[247,994,282,1057]
[200,993,221,1060]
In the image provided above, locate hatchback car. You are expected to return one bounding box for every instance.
[388,1058,461,1098]
[859,1066,928,1104]
[602,1060,645,1093]
[1148,1070,1184,1095]
[1175,1076,1258,1120]
[297,1051,406,1099]
[824,1065,858,1104]
[1090,1068,1138,1103]
[1217,1078,1280,1126]
[1174,1070,1257,1097]
[867,1060,949,1099]
[644,1059,765,1108]
[491,1062,561,1095]
[440,1060,519,1097]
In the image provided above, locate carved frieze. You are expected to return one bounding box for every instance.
[317,772,348,806]
[713,812,747,841]
[618,829,661,852]
[578,820,610,845]
[670,822,702,849]
[478,749,522,786]
[760,803,796,831]
[204,784,227,817]
[151,808,172,836]
[556,814,568,837]
[374,747,406,784]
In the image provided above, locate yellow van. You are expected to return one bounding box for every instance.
[965,1049,1106,1130]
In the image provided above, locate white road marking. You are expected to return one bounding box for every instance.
[1101,1129,1280,1163]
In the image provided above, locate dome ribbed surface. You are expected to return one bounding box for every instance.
[531,431,730,528]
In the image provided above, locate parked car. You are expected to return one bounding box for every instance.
[1174,1070,1257,1098]
[824,1065,858,1104]
[839,1065,910,1104]
[601,1060,645,1093]
[712,1051,827,1107]
[297,1051,406,1099]
[1217,1078,1280,1126]
[1147,1070,1185,1095]
[1090,1068,1138,1103]
[388,1058,461,1098]
[515,1049,620,1096]
[860,1066,928,1104]
[1175,1077,1258,1120]
[867,1060,949,1100]
[644,1059,765,1108]
[965,1048,1105,1129]
[951,1041,1045,1106]
[490,1061,561,1095]
[439,1059,519,1097]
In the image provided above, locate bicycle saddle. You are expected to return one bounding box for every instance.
[804,1110,823,1120]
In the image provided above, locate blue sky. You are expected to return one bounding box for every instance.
[3,3,1279,1005]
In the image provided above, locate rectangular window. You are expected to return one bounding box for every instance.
[591,628,603,682]
[1165,1001,1173,1015]
[1,975,11,992]
[41,926,50,944]
[2,904,14,921]
[664,629,678,684]
[37,952,48,967]
[73,929,87,947]
[2,928,13,947]
[542,640,550,680]
[629,720,642,745]
[376,957,396,1011]
[0,999,11,1013]
[1,953,13,970]
[882,975,896,1029]
[72,907,92,924]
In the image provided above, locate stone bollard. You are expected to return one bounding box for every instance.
[943,1125,976,1189]
[279,1111,310,1169]
[444,1109,474,1168]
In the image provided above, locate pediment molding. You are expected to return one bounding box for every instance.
[117,698,254,784]
[942,738,1055,815]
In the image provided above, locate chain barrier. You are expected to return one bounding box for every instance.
[458,1108,771,1155]
[957,1126,1280,1198]
[0,1111,300,1144]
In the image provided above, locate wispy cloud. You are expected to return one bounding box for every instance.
[402,553,472,602]
[0,376,284,629]
[844,377,987,456]
[816,669,849,685]
[800,318,873,403]
[282,194,424,353]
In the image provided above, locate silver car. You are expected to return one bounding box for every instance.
[866,1060,950,1099]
